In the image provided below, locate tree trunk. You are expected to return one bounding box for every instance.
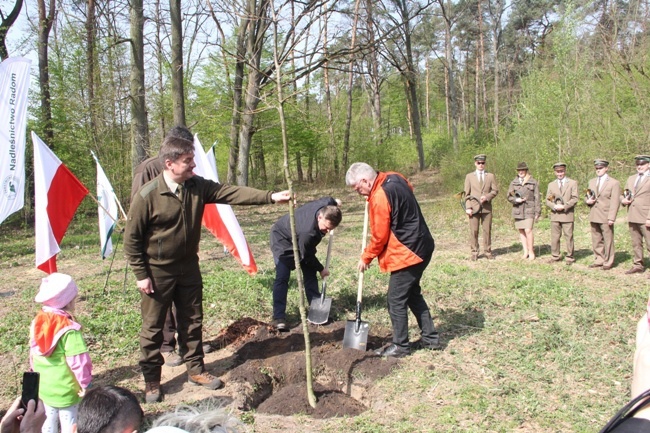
[477,0,488,126]
[322,10,339,179]
[398,0,425,169]
[366,0,383,155]
[0,0,23,60]
[155,0,166,139]
[443,4,458,151]
[37,0,55,144]
[170,0,186,126]
[86,0,98,145]
[343,0,362,172]
[130,0,149,168]
[237,0,270,186]
[227,15,248,184]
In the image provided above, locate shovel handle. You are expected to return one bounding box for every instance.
[321,230,334,299]
[357,202,369,304]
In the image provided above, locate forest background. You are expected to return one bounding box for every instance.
[1,0,648,220]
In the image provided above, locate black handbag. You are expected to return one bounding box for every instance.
[600,388,650,433]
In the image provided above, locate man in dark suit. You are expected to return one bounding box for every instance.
[463,154,499,261]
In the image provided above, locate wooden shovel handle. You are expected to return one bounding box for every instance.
[357,201,369,304]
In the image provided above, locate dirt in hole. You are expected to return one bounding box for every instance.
[221,318,400,418]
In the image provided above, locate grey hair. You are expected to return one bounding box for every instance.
[149,400,244,433]
[345,162,377,186]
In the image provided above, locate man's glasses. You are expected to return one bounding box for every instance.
[476,162,485,165]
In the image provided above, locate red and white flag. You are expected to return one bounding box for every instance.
[33,132,89,273]
[193,135,257,275]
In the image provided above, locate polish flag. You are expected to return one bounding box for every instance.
[33,132,89,273]
[192,135,257,275]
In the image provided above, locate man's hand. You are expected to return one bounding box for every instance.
[357,259,370,273]
[465,209,472,216]
[19,400,45,433]
[646,219,650,229]
[554,204,565,212]
[586,198,595,205]
[622,198,632,206]
[480,195,487,203]
[1,397,22,433]
[271,190,291,204]
[137,278,154,295]
[515,198,524,204]
[320,268,330,278]
[608,219,615,226]
[1,398,46,433]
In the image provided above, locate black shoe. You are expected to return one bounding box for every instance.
[411,339,442,351]
[374,343,410,358]
[272,319,287,331]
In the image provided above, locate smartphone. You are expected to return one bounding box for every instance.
[21,372,39,410]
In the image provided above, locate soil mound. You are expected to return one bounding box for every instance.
[223,318,400,418]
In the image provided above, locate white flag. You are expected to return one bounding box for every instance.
[91,151,120,259]
[0,57,31,224]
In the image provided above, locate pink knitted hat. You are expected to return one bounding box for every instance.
[35,273,78,309]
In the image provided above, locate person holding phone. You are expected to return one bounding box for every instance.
[1,397,46,433]
[29,273,92,433]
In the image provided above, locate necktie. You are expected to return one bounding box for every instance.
[177,184,184,201]
[479,173,484,188]
[596,177,601,193]
[558,179,563,192]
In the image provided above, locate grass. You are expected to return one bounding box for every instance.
[0,169,647,431]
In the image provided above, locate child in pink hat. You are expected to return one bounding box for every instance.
[30,273,92,433]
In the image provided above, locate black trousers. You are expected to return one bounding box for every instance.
[387,253,439,348]
[272,257,320,320]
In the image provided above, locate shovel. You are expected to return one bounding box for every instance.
[343,201,370,351]
[307,230,334,325]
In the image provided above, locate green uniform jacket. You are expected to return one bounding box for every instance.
[125,173,273,280]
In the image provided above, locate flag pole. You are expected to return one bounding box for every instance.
[102,228,123,294]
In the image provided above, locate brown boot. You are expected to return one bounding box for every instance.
[188,371,223,390]
[144,381,162,403]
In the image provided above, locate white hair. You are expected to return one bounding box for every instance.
[345,162,377,186]
[148,400,244,433]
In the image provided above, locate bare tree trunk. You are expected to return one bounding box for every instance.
[477,0,488,126]
[474,55,479,132]
[322,10,339,179]
[425,58,431,127]
[227,16,248,184]
[0,0,23,60]
[37,0,55,144]
[488,0,503,144]
[237,0,270,186]
[399,0,425,170]
[343,0,362,172]
[366,0,383,154]
[155,0,166,139]
[86,0,98,145]
[441,0,458,151]
[170,0,186,126]
[130,0,149,167]
[295,151,303,183]
[270,4,317,410]
[444,58,450,137]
